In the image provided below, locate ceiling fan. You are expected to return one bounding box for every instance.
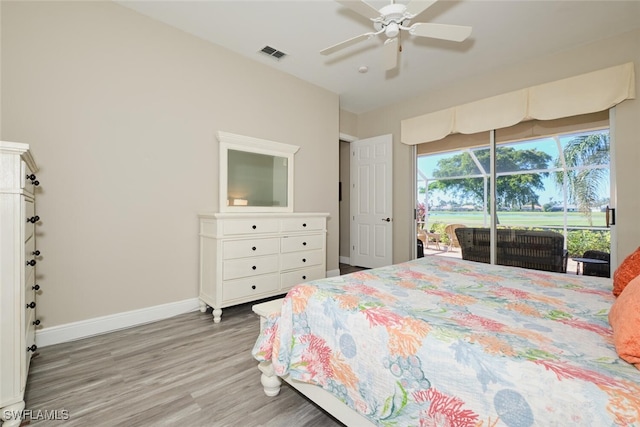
[321,0,472,70]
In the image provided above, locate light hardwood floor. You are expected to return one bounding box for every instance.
[24,300,344,427]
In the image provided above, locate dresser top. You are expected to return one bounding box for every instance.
[199,212,330,219]
[0,141,38,172]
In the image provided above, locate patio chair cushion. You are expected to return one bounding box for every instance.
[613,246,640,297]
[609,274,640,369]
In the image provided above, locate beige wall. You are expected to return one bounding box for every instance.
[339,109,357,138]
[357,29,640,265]
[1,1,339,327]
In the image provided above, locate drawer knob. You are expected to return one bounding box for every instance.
[26,301,36,309]
[27,174,36,181]
[251,285,256,290]
[302,258,307,263]
[303,242,307,246]
[302,223,307,227]
[252,246,257,251]
[33,250,41,256]
[26,259,37,266]
[252,266,257,270]
[27,344,37,352]
[252,225,257,230]
[27,215,40,223]
[33,319,41,326]
[32,284,40,291]
[302,275,307,280]
[27,174,40,186]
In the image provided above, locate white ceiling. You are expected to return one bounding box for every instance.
[118,0,640,114]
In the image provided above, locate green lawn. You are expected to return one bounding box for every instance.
[426,211,607,229]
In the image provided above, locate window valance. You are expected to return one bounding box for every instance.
[401,62,635,145]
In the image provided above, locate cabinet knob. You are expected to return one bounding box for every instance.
[25,174,40,186]
[302,258,307,263]
[302,275,307,280]
[33,250,41,256]
[302,223,307,227]
[32,284,40,291]
[27,215,40,223]
[302,242,307,246]
[251,285,256,290]
[252,225,257,230]
[26,301,36,309]
[33,319,41,326]
[27,344,37,352]
[252,246,257,251]
[252,266,257,270]
[26,259,37,266]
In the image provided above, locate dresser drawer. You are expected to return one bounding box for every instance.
[223,255,279,280]
[24,198,35,241]
[223,219,279,236]
[281,266,325,290]
[22,161,36,190]
[24,306,36,387]
[24,267,36,304]
[223,274,279,302]
[281,234,324,253]
[25,234,36,273]
[281,249,324,270]
[280,217,325,233]
[223,238,279,260]
[25,304,36,345]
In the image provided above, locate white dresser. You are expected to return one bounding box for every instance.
[0,142,40,427]
[199,212,328,323]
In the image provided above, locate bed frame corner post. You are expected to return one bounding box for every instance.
[258,361,282,397]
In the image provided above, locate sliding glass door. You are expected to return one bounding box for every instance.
[416,126,612,276]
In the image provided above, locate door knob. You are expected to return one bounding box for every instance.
[382,218,391,222]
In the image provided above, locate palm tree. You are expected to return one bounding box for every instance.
[555,133,609,225]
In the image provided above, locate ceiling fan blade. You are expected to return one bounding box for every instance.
[409,23,472,42]
[320,32,376,55]
[383,37,398,70]
[335,0,380,20]
[405,0,438,17]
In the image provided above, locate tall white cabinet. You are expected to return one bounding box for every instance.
[0,142,40,427]
[199,213,328,323]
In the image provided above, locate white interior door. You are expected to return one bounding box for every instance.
[350,134,393,268]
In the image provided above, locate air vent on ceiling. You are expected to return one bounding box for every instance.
[260,45,287,61]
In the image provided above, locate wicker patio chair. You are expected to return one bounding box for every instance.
[456,227,569,273]
[582,250,610,278]
[444,224,466,252]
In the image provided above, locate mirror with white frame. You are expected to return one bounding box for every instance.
[218,131,300,212]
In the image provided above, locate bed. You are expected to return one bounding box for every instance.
[252,256,640,426]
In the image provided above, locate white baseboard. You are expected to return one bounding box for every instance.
[36,298,201,348]
[339,256,350,264]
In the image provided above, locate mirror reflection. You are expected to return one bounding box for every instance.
[227,149,288,208]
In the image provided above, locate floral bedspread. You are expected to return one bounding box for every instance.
[252,257,640,426]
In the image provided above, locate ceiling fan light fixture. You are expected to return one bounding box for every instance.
[385,22,400,38]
